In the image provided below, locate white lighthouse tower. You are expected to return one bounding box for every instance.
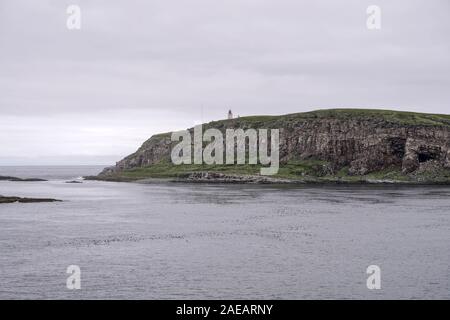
[228,109,233,120]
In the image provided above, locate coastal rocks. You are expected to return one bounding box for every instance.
[0,176,18,181]
[184,172,293,184]
[115,134,172,172]
[0,196,62,204]
[405,159,450,183]
[98,166,116,176]
[0,176,47,182]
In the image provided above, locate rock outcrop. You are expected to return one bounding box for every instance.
[0,196,62,204]
[182,172,294,184]
[98,109,450,182]
[0,176,47,182]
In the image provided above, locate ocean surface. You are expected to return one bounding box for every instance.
[0,166,449,299]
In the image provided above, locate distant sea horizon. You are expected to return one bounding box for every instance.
[0,165,107,181]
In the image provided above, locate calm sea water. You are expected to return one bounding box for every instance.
[0,166,449,299]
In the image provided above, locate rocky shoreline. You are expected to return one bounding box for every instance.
[181,172,293,184]
[175,173,422,185]
[86,171,450,185]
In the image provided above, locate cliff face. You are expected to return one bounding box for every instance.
[284,118,450,175]
[100,109,450,180]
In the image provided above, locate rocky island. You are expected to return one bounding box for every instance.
[0,196,61,204]
[88,109,450,184]
[0,176,47,182]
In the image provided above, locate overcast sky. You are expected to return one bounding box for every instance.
[0,0,449,165]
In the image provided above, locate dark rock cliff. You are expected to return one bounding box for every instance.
[99,109,450,180]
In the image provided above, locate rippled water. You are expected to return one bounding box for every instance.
[0,166,449,299]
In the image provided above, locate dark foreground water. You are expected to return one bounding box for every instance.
[0,166,449,299]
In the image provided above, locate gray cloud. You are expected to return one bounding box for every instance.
[0,0,449,164]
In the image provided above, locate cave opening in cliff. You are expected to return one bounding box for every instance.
[417,148,440,163]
